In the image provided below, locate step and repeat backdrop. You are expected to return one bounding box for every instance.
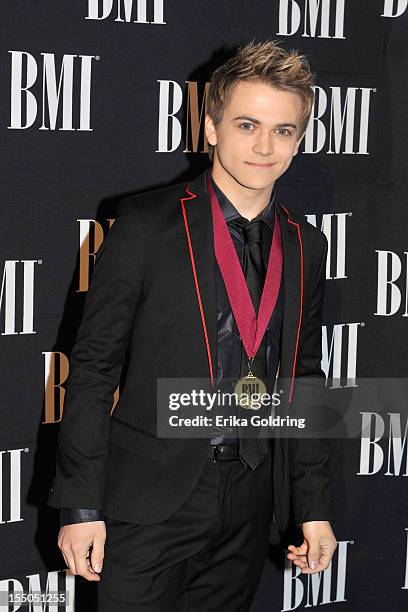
[1,1,408,610]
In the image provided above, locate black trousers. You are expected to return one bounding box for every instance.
[97,449,273,611]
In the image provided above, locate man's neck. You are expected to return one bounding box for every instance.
[210,162,274,221]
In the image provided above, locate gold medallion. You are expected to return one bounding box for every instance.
[233,370,267,410]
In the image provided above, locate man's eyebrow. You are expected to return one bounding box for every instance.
[232,115,298,129]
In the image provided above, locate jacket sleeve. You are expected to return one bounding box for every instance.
[289,232,336,526]
[47,196,144,511]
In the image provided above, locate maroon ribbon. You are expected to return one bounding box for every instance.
[206,173,283,365]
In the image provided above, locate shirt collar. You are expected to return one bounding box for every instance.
[207,169,276,231]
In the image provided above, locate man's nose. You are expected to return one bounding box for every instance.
[252,131,273,156]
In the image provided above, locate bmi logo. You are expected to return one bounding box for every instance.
[358,412,408,476]
[375,250,408,317]
[8,51,97,130]
[322,322,362,387]
[86,0,166,23]
[277,0,346,39]
[0,448,28,524]
[304,86,375,155]
[306,212,348,279]
[0,260,38,335]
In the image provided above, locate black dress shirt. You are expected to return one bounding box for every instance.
[60,170,281,526]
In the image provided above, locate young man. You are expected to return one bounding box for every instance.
[48,40,337,610]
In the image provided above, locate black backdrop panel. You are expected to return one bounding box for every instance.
[1,1,408,610]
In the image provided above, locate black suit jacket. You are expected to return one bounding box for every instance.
[47,168,335,533]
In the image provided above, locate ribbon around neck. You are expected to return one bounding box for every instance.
[206,173,283,362]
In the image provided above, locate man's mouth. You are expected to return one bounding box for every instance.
[245,162,277,168]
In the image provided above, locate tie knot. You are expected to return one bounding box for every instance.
[242,220,263,244]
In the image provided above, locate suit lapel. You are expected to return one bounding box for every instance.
[178,169,218,384]
[178,169,303,402]
[276,203,303,404]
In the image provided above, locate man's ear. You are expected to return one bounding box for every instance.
[293,131,305,156]
[205,114,217,147]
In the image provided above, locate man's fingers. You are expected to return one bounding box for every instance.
[287,543,308,566]
[61,548,77,576]
[287,550,308,569]
[297,542,336,573]
[287,552,307,562]
[85,550,95,573]
[286,546,308,569]
[61,551,70,571]
[293,558,308,569]
[301,560,327,574]
[90,537,105,574]
[306,541,321,570]
[73,548,100,581]
[288,542,307,555]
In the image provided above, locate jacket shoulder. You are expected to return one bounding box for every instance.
[117,178,188,217]
[277,200,328,254]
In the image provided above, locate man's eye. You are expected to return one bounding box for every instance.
[239,123,254,131]
[277,128,290,136]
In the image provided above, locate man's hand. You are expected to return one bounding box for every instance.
[58,521,106,581]
[287,520,337,574]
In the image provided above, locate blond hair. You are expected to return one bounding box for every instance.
[206,39,316,160]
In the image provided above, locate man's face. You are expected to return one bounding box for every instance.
[205,79,305,191]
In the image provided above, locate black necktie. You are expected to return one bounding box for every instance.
[228,218,269,468]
